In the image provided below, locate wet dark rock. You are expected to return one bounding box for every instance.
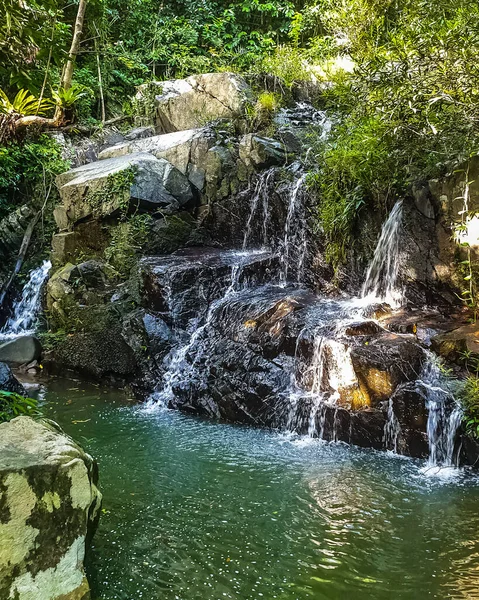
[386,383,430,458]
[170,336,292,426]
[350,334,426,406]
[350,409,386,450]
[138,248,278,325]
[0,362,26,394]
[344,320,383,336]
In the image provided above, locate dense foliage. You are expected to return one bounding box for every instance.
[2,0,479,256]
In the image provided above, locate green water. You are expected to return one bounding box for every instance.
[38,377,479,600]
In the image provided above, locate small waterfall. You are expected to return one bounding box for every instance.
[280,174,307,285]
[295,333,357,439]
[149,260,245,408]
[1,260,51,338]
[420,360,462,467]
[383,397,401,453]
[418,359,462,468]
[243,168,275,250]
[361,200,403,306]
[426,397,462,468]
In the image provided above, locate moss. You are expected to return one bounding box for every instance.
[105,213,153,277]
[84,168,136,218]
[145,213,195,255]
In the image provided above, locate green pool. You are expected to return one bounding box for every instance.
[37,377,479,600]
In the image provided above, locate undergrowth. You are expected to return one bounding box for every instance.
[0,390,41,423]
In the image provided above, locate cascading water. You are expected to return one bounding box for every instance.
[243,168,275,250]
[280,173,307,285]
[384,397,401,453]
[146,154,463,470]
[0,260,51,339]
[361,200,403,307]
[419,359,463,468]
[148,252,259,408]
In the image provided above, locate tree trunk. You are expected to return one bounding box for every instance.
[54,0,88,121]
[0,211,41,308]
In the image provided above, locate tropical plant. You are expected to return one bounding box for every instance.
[0,88,52,116]
[0,390,42,423]
[459,375,479,438]
[51,83,91,109]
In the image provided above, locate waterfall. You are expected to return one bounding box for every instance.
[148,258,246,408]
[243,168,275,250]
[361,201,403,306]
[419,359,463,467]
[280,174,307,285]
[0,260,51,338]
[383,397,401,453]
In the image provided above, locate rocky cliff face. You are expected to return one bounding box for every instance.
[0,417,101,600]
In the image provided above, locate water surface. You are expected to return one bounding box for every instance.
[38,378,479,600]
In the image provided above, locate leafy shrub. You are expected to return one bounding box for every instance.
[0,134,69,218]
[459,376,479,438]
[0,390,41,423]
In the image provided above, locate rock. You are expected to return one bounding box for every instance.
[239,134,287,169]
[350,333,426,406]
[0,416,101,600]
[386,382,430,458]
[136,73,253,132]
[0,361,26,394]
[124,126,155,141]
[344,320,384,336]
[99,128,203,162]
[144,213,195,255]
[431,323,479,363]
[137,248,277,326]
[98,128,221,194]
[0,336,42,365]
[53,327,137,380]
[56,153,193,228]
[170,335,293,426]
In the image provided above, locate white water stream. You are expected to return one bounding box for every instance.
[0,260,51,339]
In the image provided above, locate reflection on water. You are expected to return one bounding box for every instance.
[37,377,479,600]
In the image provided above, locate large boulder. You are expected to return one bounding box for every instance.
[0,417,101,600]
[98,128,222,195]
[135,73,253,132]
[52,328,137,380]
[137,248,278,326]
[55,153,193,229]
[0,336,42,366]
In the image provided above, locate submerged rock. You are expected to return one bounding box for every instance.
[0,417,101,600]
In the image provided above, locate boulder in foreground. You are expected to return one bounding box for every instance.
[0,416,101,600]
